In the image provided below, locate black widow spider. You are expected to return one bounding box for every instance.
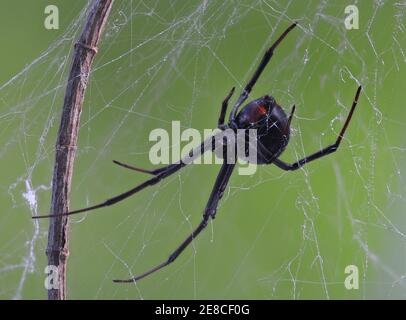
[34,22,362,283]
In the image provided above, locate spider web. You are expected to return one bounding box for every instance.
[1,0,406,299]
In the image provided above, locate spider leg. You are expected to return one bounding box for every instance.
[112,160,169,175]
[274,86,362,171]
[218,87,235,128]
[113,163,236,283]
[32,163,186,219]
[32,134,222,219]
[229,22,297,122]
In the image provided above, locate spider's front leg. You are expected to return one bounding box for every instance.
[274,86,362,171]
[229,22,297,122]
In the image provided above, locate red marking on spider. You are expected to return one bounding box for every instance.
[257,104,267,115]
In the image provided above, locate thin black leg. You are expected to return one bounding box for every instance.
[112,160,170,175]
[229,22,297,122]
[274,86,362,171]
[32,137,219,219]
[32,163,186,219]
[113,163,236,283]
[218,87,235,128]
[288,104,296,128]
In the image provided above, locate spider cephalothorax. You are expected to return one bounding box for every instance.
[34,22,362,283]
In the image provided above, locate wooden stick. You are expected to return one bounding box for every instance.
[46,0,114,300]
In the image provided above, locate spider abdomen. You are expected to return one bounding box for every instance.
[235,95,290,164]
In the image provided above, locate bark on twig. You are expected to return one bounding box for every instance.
[46,0,114,300]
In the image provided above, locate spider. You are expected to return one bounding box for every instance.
[34,22,362,283]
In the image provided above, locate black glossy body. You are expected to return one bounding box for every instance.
[235,95,290,164]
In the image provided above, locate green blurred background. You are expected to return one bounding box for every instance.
[1,0,406,299]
